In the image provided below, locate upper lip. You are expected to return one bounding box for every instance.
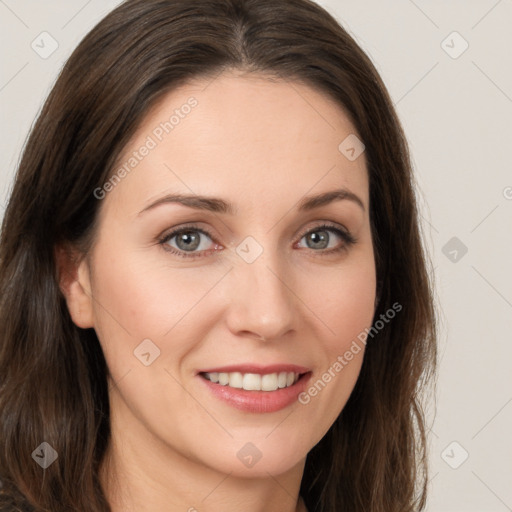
[197,364,311,375]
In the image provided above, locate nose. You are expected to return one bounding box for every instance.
[224,250,296,342]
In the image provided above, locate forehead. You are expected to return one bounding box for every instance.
[104,71,369,218]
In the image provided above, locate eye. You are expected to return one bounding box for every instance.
[296,223,357,254]
[159,226,221,258]
[158,222,357,259]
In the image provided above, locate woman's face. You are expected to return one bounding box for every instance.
[71,71,376,477]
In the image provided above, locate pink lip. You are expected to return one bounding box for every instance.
[196,364,310,375]
[197,367,312,414]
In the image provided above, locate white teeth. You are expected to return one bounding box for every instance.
[203,371,300,391]
[243,373,261,390]
[229,372,243,389]
[261,373,278,391]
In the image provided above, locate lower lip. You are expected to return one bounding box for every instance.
[198,373,312,413]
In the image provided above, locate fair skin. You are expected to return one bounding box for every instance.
[59,70,376,512]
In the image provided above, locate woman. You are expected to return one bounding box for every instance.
[0,0,437,510]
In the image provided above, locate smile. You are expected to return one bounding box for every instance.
[202,371,300,391]
[197,365,312,413]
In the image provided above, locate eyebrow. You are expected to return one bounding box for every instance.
[138,188,365,216]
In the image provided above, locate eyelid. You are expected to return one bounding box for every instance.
[296,221,356,244]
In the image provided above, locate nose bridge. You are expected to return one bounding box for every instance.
[226,239,296,340]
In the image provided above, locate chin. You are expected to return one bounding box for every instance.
[195,433,310,478]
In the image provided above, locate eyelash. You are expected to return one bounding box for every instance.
[158,223,357,259]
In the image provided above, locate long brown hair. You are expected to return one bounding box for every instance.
[0,0,437,510]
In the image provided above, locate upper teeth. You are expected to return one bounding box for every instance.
[204,371,299,391]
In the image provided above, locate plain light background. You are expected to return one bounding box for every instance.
[1,1,511,510]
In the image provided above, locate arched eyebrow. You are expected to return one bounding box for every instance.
[138,188,365,216]
[297,189,365,212]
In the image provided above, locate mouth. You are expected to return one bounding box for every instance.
[200,370,303,391]
[196,365,312,413]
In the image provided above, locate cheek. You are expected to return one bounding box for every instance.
[305,252,376,348]
[294,254,375,434]
[326,269,376,349]
[89,236,227,367]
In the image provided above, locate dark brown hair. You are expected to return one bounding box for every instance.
[0,0,437,510]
